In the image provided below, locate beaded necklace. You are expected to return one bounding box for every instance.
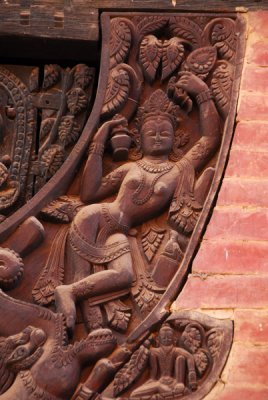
[132,160,174,205]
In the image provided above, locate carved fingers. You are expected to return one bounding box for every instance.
[176,71,208,97]
[95,116,128,143]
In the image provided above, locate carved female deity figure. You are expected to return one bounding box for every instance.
[55,72,220,333]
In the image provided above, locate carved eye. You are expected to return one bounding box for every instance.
[161,131,171,137]
[16,347,26,357]
[8,345,28,363]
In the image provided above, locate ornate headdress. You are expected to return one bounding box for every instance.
[137,89,181,129]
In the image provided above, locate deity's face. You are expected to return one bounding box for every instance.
[159,326,174,346]
[141,116,174,157]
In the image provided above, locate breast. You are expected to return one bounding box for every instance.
[154,181,168,196]
[125,177,140,189]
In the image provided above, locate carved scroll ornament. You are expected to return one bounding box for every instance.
[0,11,245,400]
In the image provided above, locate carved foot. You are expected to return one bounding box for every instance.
[188,371,198,391]
[71,384,97,400]
[55,284,76,335]
[174,383,185,395]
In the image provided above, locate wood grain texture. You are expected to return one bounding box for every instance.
[0,2,99,41]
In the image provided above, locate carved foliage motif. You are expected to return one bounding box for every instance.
[140,35,162,83]
[0,63,94,216]
[102,14,237,125]
[34,63,94,193]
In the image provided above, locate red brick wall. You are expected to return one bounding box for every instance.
[172,11,268,399]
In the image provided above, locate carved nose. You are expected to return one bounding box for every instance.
[155,130,161,141]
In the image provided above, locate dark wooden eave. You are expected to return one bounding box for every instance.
[0,0,267,45]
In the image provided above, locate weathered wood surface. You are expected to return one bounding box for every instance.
[0,1,99,41]
[91,0,267,10]
[0,0,266,46]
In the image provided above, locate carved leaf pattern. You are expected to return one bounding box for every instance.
[40,144,65,179]
[194,349,210,376]
[110,18,132,69]
[67,88,88,115]
[113,341,150,396]
[39,195,82,223]
[101,66,130,118]
[207,328,224,359]
[40,118,55,140]
[43,64,61,90]
[141,226,165,262]
[169,193,202,235]
[183,46,217,80]
[105,300,132,332]
[135,16,168,37]
[74,64,93,90]
[180,324,202,353]
[211,62,233,119]
[211,19,236,61]
[133,273,164,313]
[193,16,212,30]
[29,67,39,92]
[140,35,162,83]
[169,16,203,48]
[58,116,81,146]
[161,38,184,81]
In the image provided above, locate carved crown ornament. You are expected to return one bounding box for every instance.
[0,11,245,400]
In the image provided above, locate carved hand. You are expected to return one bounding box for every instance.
[176,72,208,97]
[94,116,127,144]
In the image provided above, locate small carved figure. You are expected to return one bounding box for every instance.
[53,72,220,334]
[131,324,197,398]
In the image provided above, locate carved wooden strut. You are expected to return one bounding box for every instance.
[0,11,245,400]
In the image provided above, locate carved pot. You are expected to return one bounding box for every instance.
[110,128,132,161]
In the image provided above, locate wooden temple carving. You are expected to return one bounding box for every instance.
[0,9,245,400]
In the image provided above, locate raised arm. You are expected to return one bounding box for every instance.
[176,72,221,172]
[80,118,129,203]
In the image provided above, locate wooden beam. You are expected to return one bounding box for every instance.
[0,2,99,42]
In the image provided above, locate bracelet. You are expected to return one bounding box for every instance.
[88,142,105,157]
[196,89,213,106]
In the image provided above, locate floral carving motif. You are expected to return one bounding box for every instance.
[101,66,130,118]
[161,37,185,81]
[211,61,234,118]
[67,88,88,115]
[211,18,236,61]
[139,35,162,83]
[141,226,166,262]
[43,64,61,90]
[110,18,132,69]
[183,46,217,80]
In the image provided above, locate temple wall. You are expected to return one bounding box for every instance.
[173,10,268,399]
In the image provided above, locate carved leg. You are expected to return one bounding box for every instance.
[186,356,197,391]
[131,380,161,398]
[80,301,104,332]
[174,355,185,394]
[55,233,133,334]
